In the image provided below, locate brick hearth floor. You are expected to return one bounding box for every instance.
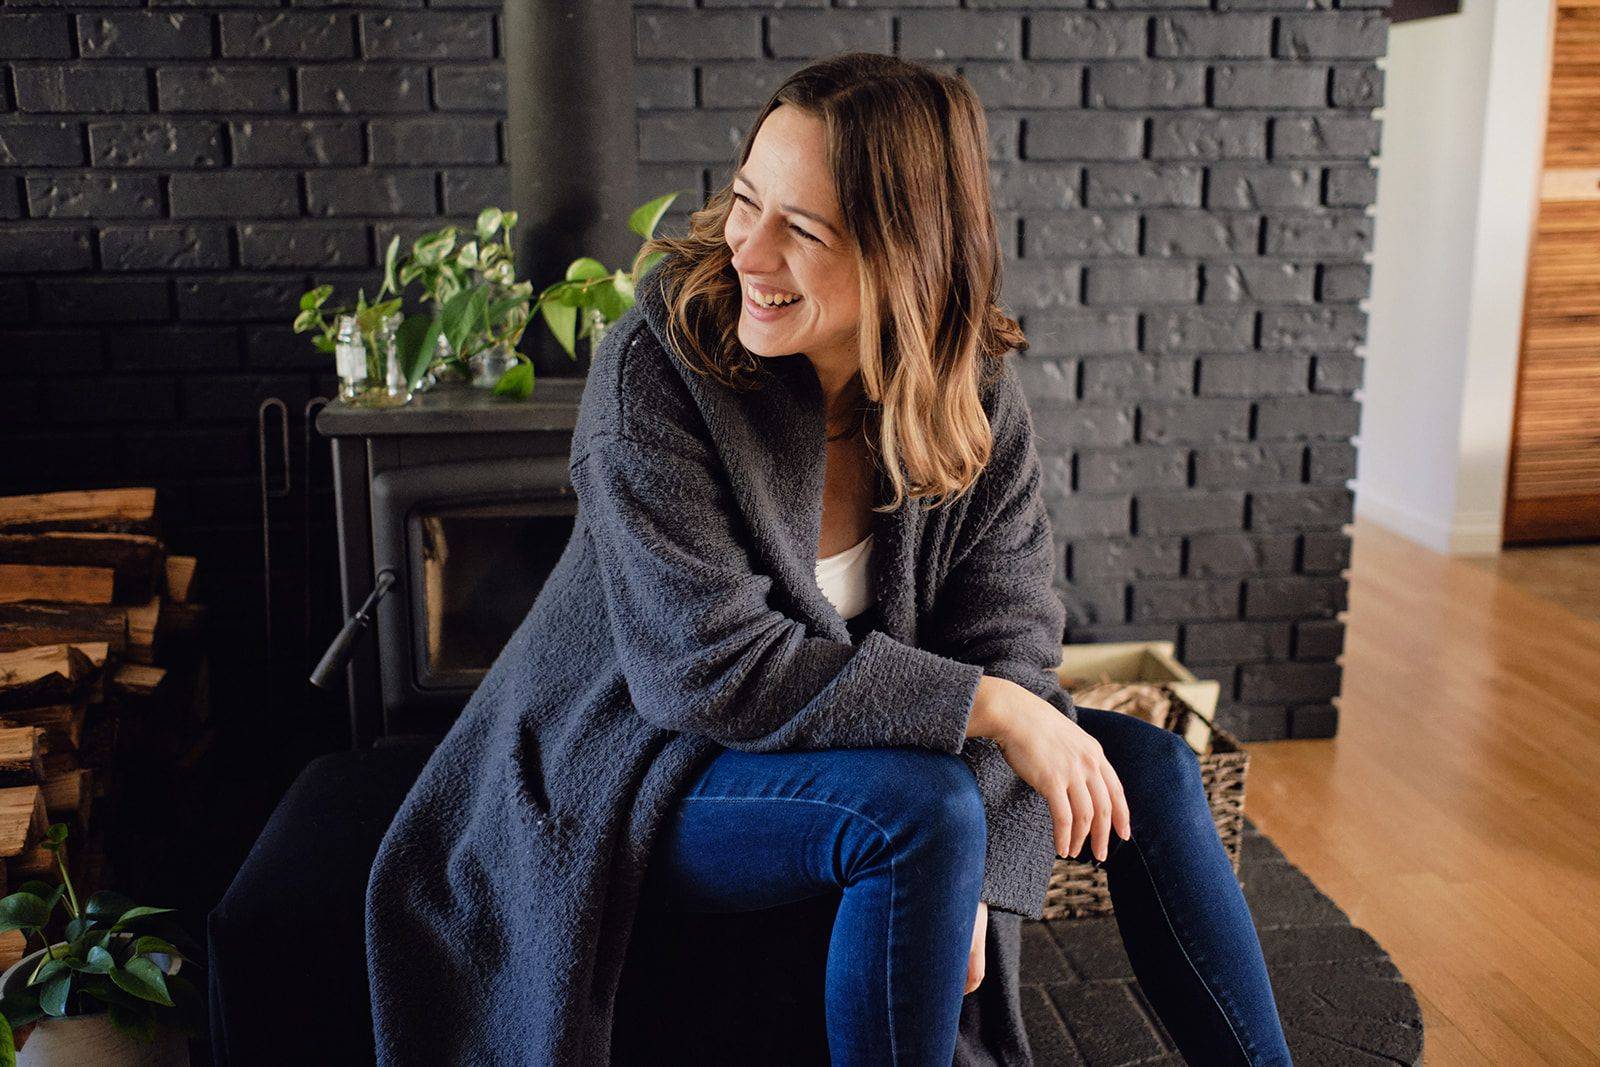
[1023,815,1424,1066]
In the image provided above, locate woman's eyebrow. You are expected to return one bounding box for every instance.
[733,169,840,237]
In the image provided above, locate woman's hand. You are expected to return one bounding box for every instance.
[965,900,987,995]
[973,676,1132,862]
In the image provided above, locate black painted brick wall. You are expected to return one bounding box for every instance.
[632,0,1389,742]
[0,1,511,649]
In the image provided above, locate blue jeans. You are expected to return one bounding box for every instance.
[638,705,1293,1066]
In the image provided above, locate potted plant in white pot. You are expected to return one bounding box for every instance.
[0,825,201,1066]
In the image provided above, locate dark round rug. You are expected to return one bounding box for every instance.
[1022,814,1425,1066]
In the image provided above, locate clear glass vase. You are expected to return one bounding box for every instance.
[470,343,520,389]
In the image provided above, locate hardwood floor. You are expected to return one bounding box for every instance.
[1243,518,1600,1066]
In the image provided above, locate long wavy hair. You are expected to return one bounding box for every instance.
[631,52,1028,512]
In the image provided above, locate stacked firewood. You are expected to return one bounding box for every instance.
[0,488,210,971]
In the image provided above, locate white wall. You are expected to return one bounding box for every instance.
[1357,1,1554,554]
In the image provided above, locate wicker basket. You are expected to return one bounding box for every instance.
[1039,644,1250,922]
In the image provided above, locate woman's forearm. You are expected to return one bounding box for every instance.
[965,675,1019,741]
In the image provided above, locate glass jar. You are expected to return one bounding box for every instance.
[469,342,520,389]
[378,312,411,405]
[334,315,368,401]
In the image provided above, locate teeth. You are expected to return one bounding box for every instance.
[748,282,802,307]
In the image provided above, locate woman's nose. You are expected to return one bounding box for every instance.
[730,215,783,275]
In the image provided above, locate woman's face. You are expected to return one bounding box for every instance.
[725,105,860,374]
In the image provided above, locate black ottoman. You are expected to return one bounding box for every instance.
[207,740,434,1067]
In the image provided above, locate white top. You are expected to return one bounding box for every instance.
[815,533,875,621]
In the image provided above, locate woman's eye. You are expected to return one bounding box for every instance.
[734,192,821,244]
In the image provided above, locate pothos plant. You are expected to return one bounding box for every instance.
[0,824,202,1063]
[292,207,535,394]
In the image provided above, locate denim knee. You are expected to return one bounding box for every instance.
[860,749,986,867]
[1121,725,1208,834]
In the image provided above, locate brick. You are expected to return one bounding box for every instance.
[637,12,761,60]
[170,171,300,218]
[1244,577,1344,619]
[369,117,498,164]
[180,375,310,419]
[0,226,91,271]
[1183,621,1292,664]
[960,62,1082,109]
[1277,13,1387,59]
[639,111,749,163]
[1308,440,1357,483]
[1331,65,1383,108]
[1149,115,1266,160]
[1144,307,1254,352]
[360,12,494,60]
[1324,165,1377,206]
[304,168,435,216]
[26,173,160,218]
[696,63,786,109]
[766,12,889,58]
[991,164,1078,209]
[175,276,308,321]
[89,119,223,167]
[1152,15,1272,58]
[1029,15,1146,60]
[1198,353,1311,397]
[431,64,507,111]
[1264,212,1372,256]
[1300,532,1353,575]
[1051,495,1133,538]
[1084,262,1195,305]
[1212,64,1327,108]
[1026,113,1143,161]
[442,168,510,213]
[1295,617,1346,659]
[298,65,429,113]
[1033,402,1137,449]
[1085,164,1202,208]
[1312,353,1363,392]
[900,12,1020,60]
[1206,164,1320,209]
[1272,116,1381,159]
[1140,398,1251,444]
[1251,486,1353,530]
[1026,310,1139,356]
[46,377,178,423]
[1319,262,1371,301]
[77,12,213,58]
[0,14,73,58]
[99,223,230,270]
[220,12,355,58]
[1194,441,1304,487]
[15,68,150,113]
[111,327,239,372]
[1072,540,1184,589]
[1145,211,1260,256]
[244,324,331,371]
[0,120,86,165]
[35,278,170,323]
[1080,354,1194,400]
[1239,661,1341,701]
[1188,532,1297,576]
[1137,491,1245,535]
[1076,450,1188,495]
[228,119,362,165]
[6,330,103,374]
[1087,63,1205,109]
[1261,307,1366,351]
[1203,262,1316,305]
[1133,578,1241,623]
[1257,395,1362,438]
[157,67,291,113]
[1027,211,1138,257]
[1002,260,1080,309]
[236,221,368,268]
[1012,354,1075,401]
[0,178,20,220]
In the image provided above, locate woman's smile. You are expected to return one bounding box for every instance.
[742,278,808,322]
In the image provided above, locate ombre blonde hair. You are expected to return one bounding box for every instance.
[631,52,1028,512]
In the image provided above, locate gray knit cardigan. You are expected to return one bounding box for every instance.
[365,255,1078,1065]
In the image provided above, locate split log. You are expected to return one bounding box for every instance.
[0,727,43,785]
[112,663,166,698]
[0,604,127,658]
[0,488,157,536]
[0,786,49,859]
[41,753,89,827]
[0,701,86,753]
[165,555,197,603]
[0,930,23,973]
[0,643,104,710]
[0,563,115,605]
[0,532,162,603]
[7,840,56,881]
[126,598,160,665]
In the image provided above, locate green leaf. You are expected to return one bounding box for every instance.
[564,257,608,283]
[109,907,174,932]
[0,1009,14,1067]
[85,891,134,923]
[0,892,53,931]
[492,360,534,399]
[539,300,577,359]
[43,824,67,849]
[382,236,401,297]
[130,936,178,959]
[299,285,333,312]
[111,958,172,1008]
[38,974,70,1018]
[394,314,443,390]
[79,945,116,974]
[590,279,627,322]
[29,959,69,987]
[292,309,321,333]
[313,334,337,355]
[628,191,681,240]
[439,287,480,356]
[64,916,94,944]
[0,990,42,1031]
[612,269,635,304]
[458,240,480,270]
[476,207,504,240]
[108,1003,158,1044]
[635,250,667,281]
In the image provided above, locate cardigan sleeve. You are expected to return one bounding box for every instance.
[922,362,1077,920]
[570,428,984,756]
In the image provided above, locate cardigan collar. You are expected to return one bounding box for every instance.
[635,256,922,648]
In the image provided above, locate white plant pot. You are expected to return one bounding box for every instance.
[0,945,189,1067]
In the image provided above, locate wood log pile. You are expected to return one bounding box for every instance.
[0,488,211,972]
